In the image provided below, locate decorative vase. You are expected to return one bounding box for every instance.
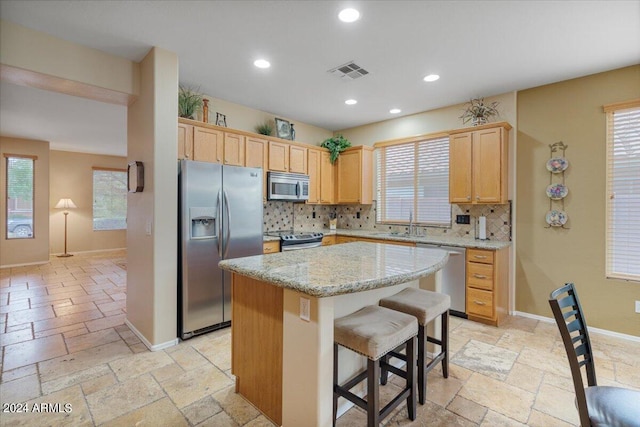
[472,116,488,126]
[202,99,209,123]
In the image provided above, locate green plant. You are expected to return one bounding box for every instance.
[321,135,352,164]
[178,85,203,119]
[254,120,273,136]
[459,97,499,125]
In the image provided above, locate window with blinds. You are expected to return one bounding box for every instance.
[93,168,127,231]
[605,102,640,281]
[377,136,451,226]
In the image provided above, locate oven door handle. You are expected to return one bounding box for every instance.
[296,181,301,198]
[281,241,322,251]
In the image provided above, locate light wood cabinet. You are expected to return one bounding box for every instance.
[223,132,245,166]
[321,235,336,246]
[193,126,223,163]
[337,146,374,204]
[333,235,416,247]
[268,141,290,172]
[465,247,509,326]
[178,122,193,160]
[289,145,307,174]
[449,122,510,204]
[263,241,280,254]
[245,136,268,201]
[320,151,335,204]
[307,149,321,204]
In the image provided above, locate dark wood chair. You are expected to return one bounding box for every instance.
[548,283,640,427]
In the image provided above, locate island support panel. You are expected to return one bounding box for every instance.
[231,274,283,425]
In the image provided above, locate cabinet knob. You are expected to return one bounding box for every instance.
[467,196,471,200]
[474,255,488,259]
[476,196,480,200]
[473,300,487,306]
[473,274,488,279]
[185,154,189,158]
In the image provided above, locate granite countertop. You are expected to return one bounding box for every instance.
[320,228,511,250]
[219,242,449,298]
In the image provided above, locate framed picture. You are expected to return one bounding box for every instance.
[275,118,291,140]
[127,161,144,193]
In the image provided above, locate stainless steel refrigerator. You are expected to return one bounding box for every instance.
[178,159,263,339]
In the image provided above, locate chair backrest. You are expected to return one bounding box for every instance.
[548,283,596,427]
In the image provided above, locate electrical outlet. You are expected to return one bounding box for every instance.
[635,301,640,313]
[356,212,361,219]
[300,297,310,321]
[145,221,152,236]
[312,211,316,219]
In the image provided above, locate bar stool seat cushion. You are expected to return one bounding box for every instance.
[585,386,640,427]
[380,288,450,326]
[334,306,418,361]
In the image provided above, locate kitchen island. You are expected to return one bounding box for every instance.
[219,242,449,427]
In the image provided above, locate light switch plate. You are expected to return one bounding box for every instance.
[635,301,640,313]
[300,297,310,322]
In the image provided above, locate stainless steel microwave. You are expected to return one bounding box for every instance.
[267,172,310,202]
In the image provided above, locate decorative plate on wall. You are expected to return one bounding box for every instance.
[546,157,569,173]
[546,210,568,227]
[546,183,568,200]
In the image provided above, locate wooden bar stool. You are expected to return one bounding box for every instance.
[333,305,418,427]
[379,288,450,405]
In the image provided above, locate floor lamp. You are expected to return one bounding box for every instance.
[55,198,77,257]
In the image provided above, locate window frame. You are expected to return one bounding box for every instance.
[375,133,452,227]
[604,99,640,282]
[4,154,36,240]
[92,167,127,232]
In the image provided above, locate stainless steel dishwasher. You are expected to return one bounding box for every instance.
[417,243,467,318]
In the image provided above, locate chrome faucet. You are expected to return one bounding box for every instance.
[408,211,414,236]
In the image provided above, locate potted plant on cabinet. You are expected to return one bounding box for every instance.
[459,97,499,126]
[321,135,352,164]
[254,120,273,136]
[178,85,204,119]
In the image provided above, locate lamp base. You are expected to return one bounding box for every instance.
[57,253,74,258]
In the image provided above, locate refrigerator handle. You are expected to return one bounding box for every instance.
[223,190,231,258]
[217,190,223,256]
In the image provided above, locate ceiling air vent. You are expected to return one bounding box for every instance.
[328,61,369,81]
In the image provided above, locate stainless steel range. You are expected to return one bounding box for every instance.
[266,231,324,251]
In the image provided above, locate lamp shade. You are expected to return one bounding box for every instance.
[55,198,77,209]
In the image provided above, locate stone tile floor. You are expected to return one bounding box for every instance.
[1,250,639,426]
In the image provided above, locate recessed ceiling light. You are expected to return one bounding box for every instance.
[423,74,440,82]
[338,8,360,23]
[254,59,271,69]
[389,108,401,114]
[345,99,358,105]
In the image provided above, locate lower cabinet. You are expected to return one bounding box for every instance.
[334,236,415,247]
[263,241,280,254]
[465,248,509,326]
[321,235,336,246]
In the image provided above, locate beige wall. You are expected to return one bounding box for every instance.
[49,150,127,254]
[196,94,333,146]
[516,65,640,336]
[0,20,139,97]
[337,92,517,147]
[0,137,50,266]
[126,47,179,348]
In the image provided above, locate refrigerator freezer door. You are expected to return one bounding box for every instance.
[221,165,264,322]
[179,160,224,338]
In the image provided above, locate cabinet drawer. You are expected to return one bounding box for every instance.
[263,241,280,254]
[467,262,494,290]
[467,288,494,318]
[467,248,494,264]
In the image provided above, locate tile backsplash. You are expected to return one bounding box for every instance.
[264,200,511,241]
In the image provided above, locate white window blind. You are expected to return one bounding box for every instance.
[377,136,451,226]
[606,104,640,281]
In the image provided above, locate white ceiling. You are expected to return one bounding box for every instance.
[1,1,639,157]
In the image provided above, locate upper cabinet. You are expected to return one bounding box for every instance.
[223,132,245,166]
[337,146,374,204]
[245,136,268,201]
[449,122,510,204]
[178,122,223,163]
[307,148,335,205]
[269,141,307,174]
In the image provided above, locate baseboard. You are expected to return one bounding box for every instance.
[0,260,49,269]
[125,319,179,351]
[514,311,640,343]
[50,247,127,256]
